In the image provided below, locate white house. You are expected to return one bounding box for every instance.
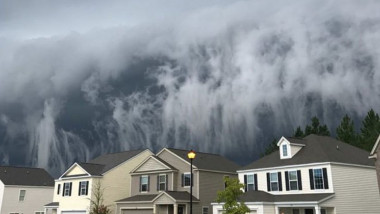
[212,134,380,214]
[0,166,54,214]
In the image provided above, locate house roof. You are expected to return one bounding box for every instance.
[0,166,54,186]
[131,155,178,174]
[164,191,199,201]
[85,149,147,175]
[44,202,59,207]
[116,194,158,202]
[240,134,374,170]
[239,190,334,203]
[115,191,199,203]
[165,148,240,172]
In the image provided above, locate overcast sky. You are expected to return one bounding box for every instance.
[1,0,380,176]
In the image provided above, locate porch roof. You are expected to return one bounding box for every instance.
[239,191,334,203]
[115,191,199,203]
[44,202,59,207]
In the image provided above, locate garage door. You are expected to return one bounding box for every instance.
[61,211,86,214]
[122,209,153,214]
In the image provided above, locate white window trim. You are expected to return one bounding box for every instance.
[63,182,71,196]
[288,171,298,191]
[158,174,166,191]
[79,181,87,196]
[141,175,149,192]
[18,189,26,202]
[270,172,279,191]
[282,144,288,157]
[313,168,324,189]
[183,172,191,187]
[246,174,255,191]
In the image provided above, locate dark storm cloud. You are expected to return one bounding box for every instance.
[0,0,380,176]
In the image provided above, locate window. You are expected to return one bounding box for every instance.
[282,144,288,157]
[158,174,166,191]
[79,181,88,196]
[63,182,71,196]
[270,172,279,191]
[320,209,326,214]
[19,190,26,201]
[35,212,45,214]
[140,175,149,192]
[288,171,298,190]
[247,174,254,191]
[183,173,191,187]
[313,169,324,189]
[292,209,300,214]
[202,207,209,214]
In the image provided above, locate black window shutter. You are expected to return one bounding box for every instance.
[147,176,150,191]
[62,183,65,196]
[181,174,184,187]
[285,171,289,191]
[86,181,89,195]
[69,182,72,196]
[139,176,142,192]
[157,175,159,191]
[254,174,258,191]
[166,174,168,191]
[322,168,329,189]
[57,184,60,195]
[78,181,81,196]
[297,170,302,190]
[244,175,247,192]
[278,172,282,191]
[266,173,270,191]
[309,169,315,190]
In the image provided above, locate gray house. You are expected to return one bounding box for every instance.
[0,166,54,214]
[115,148,239,214]
[369,134,380,194]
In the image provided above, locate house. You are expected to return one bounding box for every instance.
[212,134,380,214]
[369,134,380,194]
[115,148,240,214]
[44,149,153,214]
[0,166,54,214]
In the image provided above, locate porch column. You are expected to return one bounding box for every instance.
[314,206,321,214]
[174,204,178,214]
[275,206,280,214]
[153,204,157,214]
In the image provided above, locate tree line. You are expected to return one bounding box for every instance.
[263,109,380,156]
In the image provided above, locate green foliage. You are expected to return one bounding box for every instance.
[294,126,304,137]
[90,181,111,214]
[336,114,358,146]
[216,177,250,214]
[304,116,330,136]
[260,138,278,157]
[359,109,380,151]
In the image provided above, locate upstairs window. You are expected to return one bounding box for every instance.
[140,175,149,192]
[309,168,329,190]
[270,173,279,191]
[19,190,26,201]
[63,182,72,196]
[285,170,302,191]
[282,144,288,157]
[182,173,192,187]
[158,174,167,191]
[79,181,89,196]
[247,174,255,191]
[313,169,324,189]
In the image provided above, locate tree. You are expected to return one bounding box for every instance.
[216,177,250,214]
[336,114,358,146]
[359,109,380,151]
[90,181,111,214]
[294,126,304,137]
[304,116,330,136]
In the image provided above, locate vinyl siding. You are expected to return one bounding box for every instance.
[320,164,380,214]
[135,158,168,172]
[1,185,53,214]
[376,145,380,194]
[65,165,87,176]
[130,172,172,196]
[262,204,275,214]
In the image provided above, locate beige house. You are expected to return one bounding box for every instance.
[45,149,153,214]
[115,148,240,214]
[0,166,54,214]
[369,134,380,194]
[213,135,380,214]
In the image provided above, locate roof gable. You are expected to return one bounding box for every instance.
[64,164,90,177]
[370,134,380,156]
[0,166,54,186]
[132,156,177,173]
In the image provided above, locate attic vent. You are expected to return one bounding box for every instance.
[336,145,339,150]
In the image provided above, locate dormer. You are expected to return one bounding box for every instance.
[277,136,305,159]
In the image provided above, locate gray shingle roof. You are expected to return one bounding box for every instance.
[165,191,199,201]
[44,202,59,207]
[115,191,199,203]
[116,194,158,202]
[239,190,334,202]
[240,135,374,170]
[167,148,240,172]
[0,166,54,186]
[86,149,147,175]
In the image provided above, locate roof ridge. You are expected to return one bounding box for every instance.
[0,165,46,170]
[166,148,222,156]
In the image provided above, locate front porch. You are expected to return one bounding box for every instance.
[277,206,335,214]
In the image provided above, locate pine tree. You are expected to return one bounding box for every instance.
[359,109,380,151]
[304,116,330,136]
[294,126,305,137]
[336,114,357,146]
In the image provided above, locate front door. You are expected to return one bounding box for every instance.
[305,209,314,214]
[178,205,184,214]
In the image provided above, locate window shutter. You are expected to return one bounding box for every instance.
[69,182,72,196]
[254,174,258,191]
[139,176,142,192]
[266,173,270,191]
[78,181,81,196]
[181,174,184,187]
[244,175,247,192]
[322,168,329,189]
[157,175,159,191]
[166,174,168,191]
[147,176,150,191]
[62,183,66,196]
[285,171,289,191]
[297,170,302,190]
[309,169,314,190]
[86,181,89,195]
[57,184,60,195]
[278,172,282,191]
